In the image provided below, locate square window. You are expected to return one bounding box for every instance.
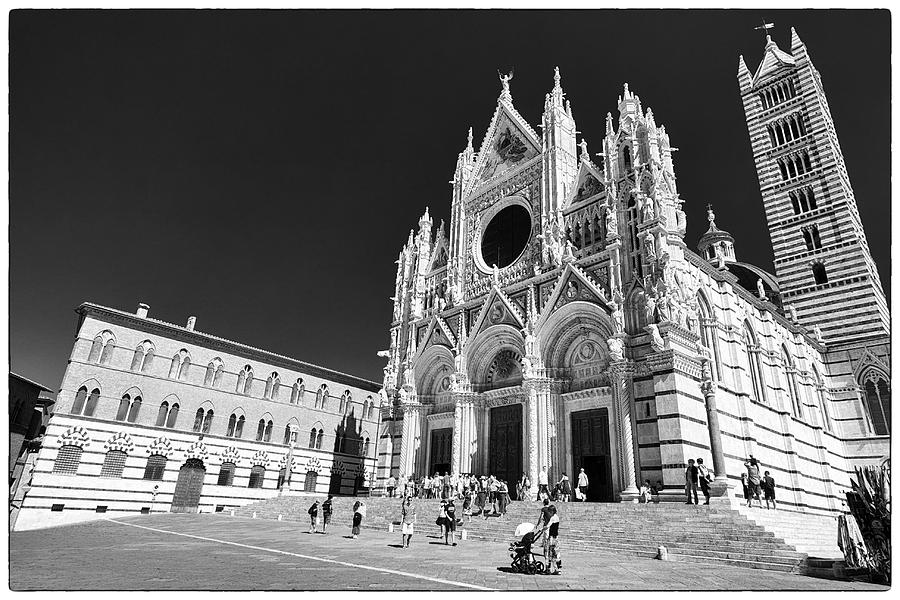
[95,506,108,513]
[50,504,64,512]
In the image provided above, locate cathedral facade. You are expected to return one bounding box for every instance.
[377,28,890,515]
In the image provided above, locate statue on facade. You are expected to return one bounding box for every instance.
[607,336,625,361]
[605,204,618,234]
[788,304,798,323]
[498,69,514,94]
[402,361,415,391]
[646,323,665,352]
[756,278,766,300]
[610,299,625,334]
[814,324,824,343]
[562,240,576,263]
[644,231,656,260]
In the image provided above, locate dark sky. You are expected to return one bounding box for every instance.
[10,9,891,390]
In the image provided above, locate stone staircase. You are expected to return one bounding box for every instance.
[734,505,841,558]
[232,495,838,576]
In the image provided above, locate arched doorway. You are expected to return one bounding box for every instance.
[171,458,206,513]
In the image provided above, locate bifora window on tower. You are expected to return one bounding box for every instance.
[479,203,531,270]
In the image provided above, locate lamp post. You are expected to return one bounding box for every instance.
[282,440,295,493]
[150,484,159,514]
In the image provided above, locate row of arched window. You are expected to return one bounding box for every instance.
[788,187,817,215]
[695,295,834,431]
[565,214,605,251]
[758,78,797,110]
[53,446,321,490]
[85,332,378,418]
[777,151,813,181]
[766,112,806,148]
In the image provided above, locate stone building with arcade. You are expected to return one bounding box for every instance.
[376,28,890,514]
[14,302,381,531]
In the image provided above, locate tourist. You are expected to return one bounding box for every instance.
[697,458,712,505]
[684,458,700,505]
[762,470,777,510]
[488,475,499,514]
[497,479,510,516]
[638,479,653,504]
[398,473,408,498]
[444,498,458,546]
[437,500,447,537]
[400,495,416,548]
[544,504,561,574]
[307,499,320,533]
[744,457,763,508]
[538,466,550,500]
[577,468,589,501]
[740,472,750,504]
[442,472,451,500]
[386,474,396,498]
[424,475,433,499]
[557,472,571,502]
[351,499,365,538]
[462,489,473,523]
[321,495,333,533]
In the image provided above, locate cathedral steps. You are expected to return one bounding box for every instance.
[734,505,842,559]
[231,495,838,575]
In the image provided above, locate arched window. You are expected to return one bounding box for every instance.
[131,347,145,371]
[178,356,191,381]
[204,363,216,386]
[362,437,371,456]
[116,394,131,421]
[782,347,802,418]
[340,391,352,413]
[812,262,828,285]
[213,363,225,387]
[315,429,324,450]
[227,414,237,437]
[100,450,127,478]
[743,323,766,403]
[237,368,247,393]
[248,465,265,488]
[99,338,115,365]
[291,379,302,404]
[142,347,155,373]
[169,355,181,379]
[202,410,214,433]
[317,385,328,410]
[264,420,273,442]
[71,387,88,415]
[244,368,254,396]
[697,295,720,382]
[165,403,179,428]
[813,366,831,433]
[235,415,245,438]
[156,401,169,427]
[283,425,292,445]
[84,388,100,417]
[265,372,280,400]
[53,445,82,474]
[304,470,318,492]
[621,145,632,171]
[194,409,205,432]
[861,370,890,435]
[88,336,104,363]
[217,462,236,486]
[143,454,167,480]
[127,396,141,423]
[257,419,266,441]
[309,428,317,448]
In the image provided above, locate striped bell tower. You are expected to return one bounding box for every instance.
[737,27,889,346]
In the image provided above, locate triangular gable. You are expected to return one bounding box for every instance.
[566,160,606,208]
[537,263,614,328]
[853,347,890,380]
[471,285,527,336]
[509,292,528,317]
[413,316,457,361]
[467,102,541,195]
[752,42,796,87]
[445,313,461,340]
[427,235,449,272]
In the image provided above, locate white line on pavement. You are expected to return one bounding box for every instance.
[104,518,496,591]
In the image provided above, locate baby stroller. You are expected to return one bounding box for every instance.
[509,523,545,574]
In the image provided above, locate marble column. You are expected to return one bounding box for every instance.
[451,400,462,474]
[609,360,639,500]
[398,402,422,479]
[701,377,731,500]
[525,380,540,500]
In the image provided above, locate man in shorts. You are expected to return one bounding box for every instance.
[762,470,777,510]
[400,495,416,548]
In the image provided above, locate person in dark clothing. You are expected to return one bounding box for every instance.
[684,459,700,505]
[444,499,457,545]
[321,495,333,533]
[762,471,777,510]
[697,458,712,505]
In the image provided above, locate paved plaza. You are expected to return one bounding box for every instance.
[9,514,884,591]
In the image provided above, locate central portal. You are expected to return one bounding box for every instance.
[429,427,452,475]
[489,403,523,496]
[571,408,614,502]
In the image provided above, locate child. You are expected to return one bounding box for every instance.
[762,471,777,510]
[638,479,653,504]
[307,500,319,534]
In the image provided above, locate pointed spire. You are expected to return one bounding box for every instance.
[546,65,565,109]
[466,127,473,151]
[790,26,805,53]
[553,65,562,90]
[606,112,615,136]
[738,54,750,75]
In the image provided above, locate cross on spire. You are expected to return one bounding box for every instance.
[754,19,775,42]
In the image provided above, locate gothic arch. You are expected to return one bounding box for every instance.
[538,302,613,370]
[466,324,525,385]
[414,344,455,397]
